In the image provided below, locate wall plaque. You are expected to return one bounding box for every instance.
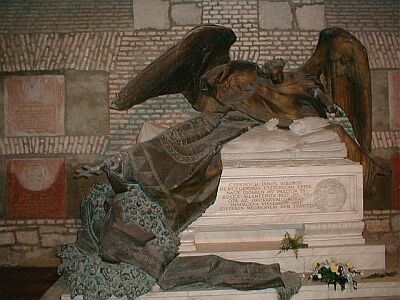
[7,158,66,218]
[4,75,65,136]
[209,176,352,215]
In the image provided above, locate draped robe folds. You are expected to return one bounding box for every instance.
[97,66,327,267]
[94,111,302,297]
[98,112,260,277]
[59,25,381,299]
[69,62,380,300]
[87,79,326,298]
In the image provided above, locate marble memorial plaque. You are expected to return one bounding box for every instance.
[211,176,350,214]
[180,160,364,251]
[7,158,66,218]
[193,160,363,226]
[4,75,65,136]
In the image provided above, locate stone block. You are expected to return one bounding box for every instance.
[16,230,39,245]
[259,1,292,30]
[180,125,365,251]
[296,5,325,30]
[64,70,109,136]
[4,75,65,136]
[364,219,391,233]
[0,232,15,246]
[133,0,170,30]
[391,214,400,232]
[0,248,18,266]
[0,247,59,267]
[41,233,76,248]
[171,4,202,25]
[11,245,32,252]
[23,248,59,267]
[371,70,390,130]
[39,226,68,234]
[6,158,66,218]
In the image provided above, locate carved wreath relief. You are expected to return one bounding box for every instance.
[314,178,347,212]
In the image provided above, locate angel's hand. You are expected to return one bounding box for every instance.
[73,163,105,179]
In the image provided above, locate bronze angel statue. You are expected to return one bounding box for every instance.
[58,25,379,300]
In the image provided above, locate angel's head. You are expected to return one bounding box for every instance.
[110,86,131,110]
[261,58,285,85]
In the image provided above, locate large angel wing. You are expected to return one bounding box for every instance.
[300,27,372,152]
[110,25,236,111]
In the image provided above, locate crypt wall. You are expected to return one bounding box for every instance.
[0,0,398,266]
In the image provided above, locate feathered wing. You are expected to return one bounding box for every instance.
[300,27,372,152]
[111,25,236,111]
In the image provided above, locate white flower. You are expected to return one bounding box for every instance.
[317,273,322,279]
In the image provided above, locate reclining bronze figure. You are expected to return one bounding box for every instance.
[59,25,378,300]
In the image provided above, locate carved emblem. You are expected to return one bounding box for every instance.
[314,178,346,212]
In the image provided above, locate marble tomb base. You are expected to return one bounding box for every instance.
[178,158,385,272]
[57,122,392,299]
[56,275,400,300]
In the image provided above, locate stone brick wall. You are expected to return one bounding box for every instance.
[0,0,399,266]
[363,210,400,255]
[0,0,134,34]
[0,210,398,267]
[0,219,80,267]
[326,0,399,32]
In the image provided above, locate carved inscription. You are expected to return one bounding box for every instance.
[216,179,315,212]
[4,75,65,136]
[7,158,66,218]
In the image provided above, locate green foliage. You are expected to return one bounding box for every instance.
[277,232,301,258]
[311,258,361,291]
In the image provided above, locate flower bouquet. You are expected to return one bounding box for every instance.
[311,258,361,291]
[277,232,302,258]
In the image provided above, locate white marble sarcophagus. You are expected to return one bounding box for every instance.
[178,118,385,272]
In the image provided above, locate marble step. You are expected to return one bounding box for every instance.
[179,244,386,273]
[60,277,400,300]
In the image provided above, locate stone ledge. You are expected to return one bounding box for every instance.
[0,219,81,226]
[59,278,400,300]
[180,245,385,273]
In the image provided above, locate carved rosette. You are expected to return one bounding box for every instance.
[314,178,347,212]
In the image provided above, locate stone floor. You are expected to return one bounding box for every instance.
[0,251,398,300]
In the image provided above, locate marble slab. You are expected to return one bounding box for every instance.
[4,75,65,136]
[6,158,66,218]
[180,158,364,251]
[179,245,385,273]
[61,276,399,300]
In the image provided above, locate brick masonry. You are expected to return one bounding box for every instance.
[363,209,400,255]
[0,210,397,267]
[0,0,134,34]
[0,136,109,155]
[325,0,399,32]
[0,32,122,72]
[0,0,399,265]
[0,219,80,267]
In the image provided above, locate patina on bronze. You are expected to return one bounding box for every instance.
[59,25,378,300]
[111,26,372,153]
